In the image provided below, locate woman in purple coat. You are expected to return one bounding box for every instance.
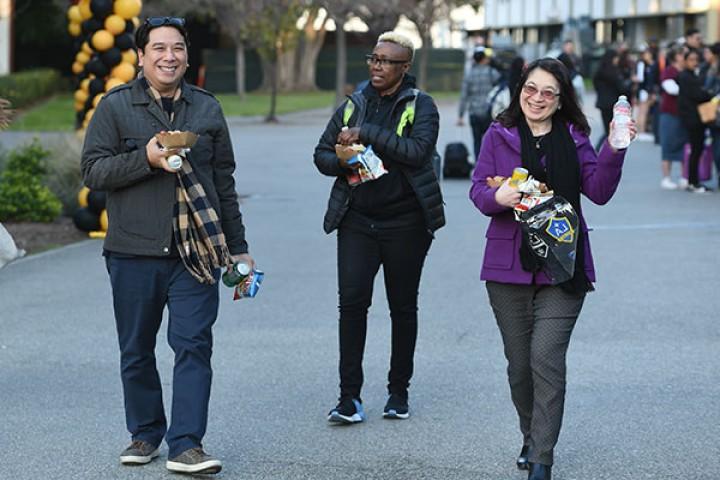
[470,58,635,480]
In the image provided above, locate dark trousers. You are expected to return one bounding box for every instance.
[686,126,706,187]
[106,255,219,458]
[336,222,432,400]
[469,114,492,162]
[486,282,586,466]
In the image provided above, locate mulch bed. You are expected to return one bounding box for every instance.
[3,216,89,255]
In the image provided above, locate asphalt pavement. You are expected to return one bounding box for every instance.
[1,97,718,480]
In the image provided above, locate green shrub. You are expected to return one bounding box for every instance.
[44,135,84,215]
[0,140,63,222]
[0,69,66,110]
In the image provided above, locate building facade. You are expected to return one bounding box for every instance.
[479,0,720,60]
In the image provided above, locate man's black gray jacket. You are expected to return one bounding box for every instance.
[81,79,248,257]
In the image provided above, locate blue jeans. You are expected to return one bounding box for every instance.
[105,254,219,458]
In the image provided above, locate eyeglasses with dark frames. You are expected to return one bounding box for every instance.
[144,17,186,27]
[522,83,560,100]
[365,54,409,67]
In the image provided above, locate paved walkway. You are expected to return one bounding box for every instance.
[1,98,718,479]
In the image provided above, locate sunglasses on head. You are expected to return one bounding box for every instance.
[144,17,186,27]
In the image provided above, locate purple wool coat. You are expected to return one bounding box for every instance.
[469,121,626,285]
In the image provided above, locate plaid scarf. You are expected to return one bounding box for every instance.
[173,158,233,284]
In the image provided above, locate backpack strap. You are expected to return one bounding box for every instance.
[396,88,419,136]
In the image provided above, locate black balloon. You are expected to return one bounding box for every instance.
[90,0,113,18]
[87,57,109,77]
[73,207,101,232]
[81,18,102,36]
[125,20,135,34]
[115,33,134,51]
[100,48,122,68]
[87,190,107,215]
[89,78,105,97]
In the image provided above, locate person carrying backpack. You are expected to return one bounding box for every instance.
[458,46,502,162]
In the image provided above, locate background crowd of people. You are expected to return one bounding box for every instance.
[457,29,720,193]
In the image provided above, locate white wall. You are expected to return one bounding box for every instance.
[0,0,10,75]
[484,0,711,27]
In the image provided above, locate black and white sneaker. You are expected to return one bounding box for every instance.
[119,440,160,465]
[328,397,366,424]
[383,393,409,419]
[166,447,222,474]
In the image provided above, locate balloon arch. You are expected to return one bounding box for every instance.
[66,0,142,131]
[66,0,142,236]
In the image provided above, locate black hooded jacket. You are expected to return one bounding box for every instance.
[313,75,445,234]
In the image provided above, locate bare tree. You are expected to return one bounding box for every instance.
[294,6,329,91]
[320,1,358,108]
[398,0,448,91]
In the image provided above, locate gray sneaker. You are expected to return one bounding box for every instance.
[119,440,160,465]
[166,447,222,474]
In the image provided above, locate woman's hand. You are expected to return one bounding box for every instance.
[608,119,638,151]
[493,178,522,208]
[337,127,361,145]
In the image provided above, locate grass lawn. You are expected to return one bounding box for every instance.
[9,90,462,132]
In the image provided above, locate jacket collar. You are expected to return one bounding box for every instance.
[490,121,589,154]
[130,77,193,106]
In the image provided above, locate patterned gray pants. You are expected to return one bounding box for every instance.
[486,281,586,466]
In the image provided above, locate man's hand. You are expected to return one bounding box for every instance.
[231,253,255,271]
[146,135,181,173]
[494,178,522,208]
[337,127,361,146]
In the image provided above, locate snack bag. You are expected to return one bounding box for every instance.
[345,145,388,186]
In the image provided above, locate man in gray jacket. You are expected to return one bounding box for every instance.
[457,46,501,162]
[81,17,252,475]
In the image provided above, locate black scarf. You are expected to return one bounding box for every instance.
[518,117,593,294]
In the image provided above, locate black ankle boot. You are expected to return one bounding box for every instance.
[516,445,530,470]
[528,462,552,480]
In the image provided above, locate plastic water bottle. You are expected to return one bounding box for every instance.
[609,95,632,149]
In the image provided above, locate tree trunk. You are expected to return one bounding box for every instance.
[296,18,327,91]
[418,29,432,91]
[235,42,246,99]
[266,57,279,123]
[277,48,297,92]
[334,18,347,108]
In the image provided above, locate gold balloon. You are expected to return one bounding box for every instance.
[67,5,82,23]
[100,210,109,231]
[81,78,91,92]
[92,30,115,52]
[105,77,125,91]
[105,15,126,35]
[82,42,93,55]
[132,16,140,28]
[72,62,84,75]
[93,94,104,108]
[78,0,92,20]
[74,89,89,103]
[121,49,137,65]
[68,22,81,37]
[114,0,142,20]
[111,62,136,83]
[85,108,95,120]
[74,101,85,112]
[76,51,90,65]
[77,187,90,207]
